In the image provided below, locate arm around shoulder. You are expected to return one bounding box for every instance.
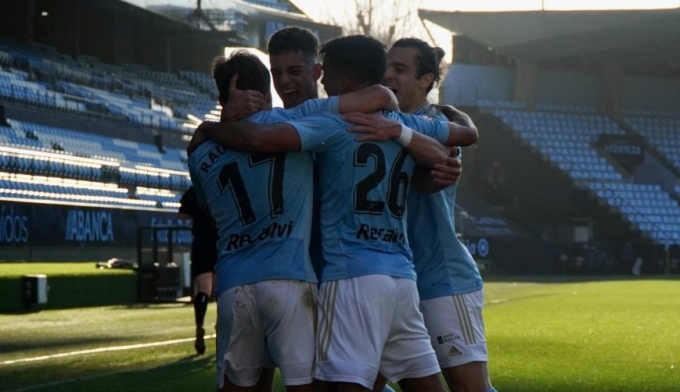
[436,104,479,147]
[195,121,302,153]
[338,84,399,113]
[444,121,478,147]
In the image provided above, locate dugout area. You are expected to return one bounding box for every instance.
[136,225,192,303]
[0,225,194,313]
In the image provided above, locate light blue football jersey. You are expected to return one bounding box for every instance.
[187,100,338,295]
[408,103,482,299]
[287,111,450,282]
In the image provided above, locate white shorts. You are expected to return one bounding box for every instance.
[316,275,440,389]
[419,290,489,368]
[215,280,317,389]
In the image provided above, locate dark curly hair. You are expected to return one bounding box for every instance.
[392,38,446,92]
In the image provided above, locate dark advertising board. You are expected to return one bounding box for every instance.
[596,134,644,171]
[0,201,191,248]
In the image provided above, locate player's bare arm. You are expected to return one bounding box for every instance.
[344,111,478,148]
[411,105,472,191]
[339,84,399,112]
[343,112,448,168]
[191,121,302,154]
[190,86,398,157]
[221,74,266,121]
[411,148,461,193]
[222,81,396,123]
[434,104,474,126]
[187,130,210,156]
[434,104,478,145]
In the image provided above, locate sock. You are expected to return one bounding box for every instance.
[381,386,396,392]
[193,292,209,328]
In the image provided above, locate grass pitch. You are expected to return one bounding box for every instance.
[0,262,136,312]
[0,275,678,392]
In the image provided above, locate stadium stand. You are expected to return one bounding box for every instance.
[0,34,219,214]
[0,38,209,135]
[491,106,680,245]
[625,113,680,173]
[0,0,344,262]
[421,9,680,274]
[0,39,212,260]
[0,0,677,274]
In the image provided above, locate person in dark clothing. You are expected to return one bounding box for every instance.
[179,185,219,355]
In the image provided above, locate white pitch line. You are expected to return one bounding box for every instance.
[4,356,199,392]
[1,334,216,366]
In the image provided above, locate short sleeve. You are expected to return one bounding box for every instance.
[396,113,449,144]
[288,96,340,118]
[245,108,294,123]
[286,113,343,152]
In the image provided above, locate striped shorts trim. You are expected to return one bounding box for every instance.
[420,289,489,367]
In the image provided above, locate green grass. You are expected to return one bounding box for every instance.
[0,262,136,313]
[1,275,679,392]
[485,278,680,392]
[0,262,133,277]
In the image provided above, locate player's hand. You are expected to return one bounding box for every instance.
[343,112,401,142]
[186,126,210,157]
[431,148,461,186]
[222,75,265,121]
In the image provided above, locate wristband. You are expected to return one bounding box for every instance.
[396,124,413,146]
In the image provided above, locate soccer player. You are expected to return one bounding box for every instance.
[222,27,327,283]
[189,51,321,392]
[191,49,411,392]
[191,35,479,392]
[220,27,461,286]
[223,26,322,115]
[221,28,439,392]
[382,38,498,392]
[178,185,218,355]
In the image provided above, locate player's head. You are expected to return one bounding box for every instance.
[319,35,386,96]
[267,26,322,109]
[383,38,446,113]
[212,50,272,109]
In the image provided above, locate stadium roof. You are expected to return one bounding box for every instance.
[121,0,320,29]
[419,9,680,69]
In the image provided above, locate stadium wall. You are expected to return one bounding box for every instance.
[0,201,190,262]
[441,64,515,105]
[442,63,680,113]
[535,70,602,107]
[622,76,680,111]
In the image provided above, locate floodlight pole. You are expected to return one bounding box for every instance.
[188,0,218,31]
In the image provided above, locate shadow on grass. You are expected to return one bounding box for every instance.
[115,302,191,310]
[2,350,215,392]
[484,274,680,284]
[0,336,137,355]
